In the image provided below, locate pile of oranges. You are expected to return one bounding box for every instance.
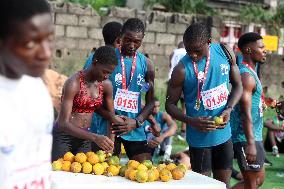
[52,150,187,182]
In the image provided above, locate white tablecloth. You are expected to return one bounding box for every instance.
[51,171,226,189]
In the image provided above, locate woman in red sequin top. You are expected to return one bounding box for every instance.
[52,46,125,161]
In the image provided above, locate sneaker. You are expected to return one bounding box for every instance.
[272,146,280,157]
[264,158,273,166]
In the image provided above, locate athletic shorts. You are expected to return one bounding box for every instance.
[233,141,265,172]
[52,126,91,161]
[189,139,233,173]
[113,137,152,159]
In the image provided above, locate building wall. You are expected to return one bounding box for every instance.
[49,2,284,99]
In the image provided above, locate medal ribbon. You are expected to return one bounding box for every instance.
[121,52,137,90]
[192,47,211,104]
[242,62,265,105]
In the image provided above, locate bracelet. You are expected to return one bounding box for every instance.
[135,118,143,128]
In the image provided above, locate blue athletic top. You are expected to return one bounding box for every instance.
[154,111,168,132]
[230,63,263,143]
[84,52,95,70]
[109,48,148,141]
[181,44,231,147]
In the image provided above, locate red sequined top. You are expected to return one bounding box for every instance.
[71,71,103,113]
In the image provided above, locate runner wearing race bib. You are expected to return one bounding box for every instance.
[0,1,54,188]
[166,23,242,188]
[230,32,267,189]
[109,18,156,162]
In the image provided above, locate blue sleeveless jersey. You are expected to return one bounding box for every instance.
[181,44,231,147]
[154,111,168,132]
[230,64,263,143]
[84,52,95,70]
[109,48,148,141]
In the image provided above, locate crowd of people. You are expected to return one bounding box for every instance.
[1,0,284,189]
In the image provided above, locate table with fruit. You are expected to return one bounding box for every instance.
[51,150,226,189]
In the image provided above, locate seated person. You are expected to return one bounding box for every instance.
[264,101,284,157]
[145,98,177,162]
[52,46,125,161]
[170,148,191,170]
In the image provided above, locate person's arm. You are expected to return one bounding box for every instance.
[155,113,177,143]
[239,73,257,164]
[219,45,243,127]
[264,118,284,132]
[165,63,215,131]
[57,77,114,152]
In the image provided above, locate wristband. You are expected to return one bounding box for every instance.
[135,118,143,128]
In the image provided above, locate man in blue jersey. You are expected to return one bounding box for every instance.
[230,32,267,189]
[145,98,177,162]
[110,18,156,162]
[83,22,122,152]
[165,23,242,188]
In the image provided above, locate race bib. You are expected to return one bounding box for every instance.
[9,172,50,189]
[201,83,229,110]
[114,89,139,113]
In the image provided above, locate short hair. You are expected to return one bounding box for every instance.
[93,46,118,66]
[183,23,211,45]
[238,32,263,51]
[0,0,51,39]
[102,22,122,46]
[121,18,145,35]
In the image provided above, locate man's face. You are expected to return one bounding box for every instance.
[184,40,209,62]
[121,30,143,56]
[248,39,267,64]
[4,13,54,77]
[153,101,160,115]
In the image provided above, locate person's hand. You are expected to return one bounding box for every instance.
[111,116,136,136]
[245,143,257,164]
[111,115,127,126]
[92,134,114,153]
[217,108,232,129]
[187,116,216,132]
[147,139,160,148]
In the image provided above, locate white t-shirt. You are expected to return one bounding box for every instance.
[168,48,187,80]
[0,75,54,189]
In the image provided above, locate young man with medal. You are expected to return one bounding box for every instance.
[110,18,156,162]
[166,23,242,188]
[230,32,267,189]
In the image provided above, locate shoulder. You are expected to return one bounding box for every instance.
[241,72,256,91]
[103,79,113,91]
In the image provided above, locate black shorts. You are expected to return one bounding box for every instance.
[52,126,91,161]
[113,137,152,159]
[189,139,233,173]
[233,141,265,172]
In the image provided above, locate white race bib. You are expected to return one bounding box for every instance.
[8,170,50,189]
[201,83,229,110]
[114,89,139,113]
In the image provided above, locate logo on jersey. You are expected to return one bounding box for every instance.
[115,73,122,86]
[220,64,229,75]
[137,74,145,86]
